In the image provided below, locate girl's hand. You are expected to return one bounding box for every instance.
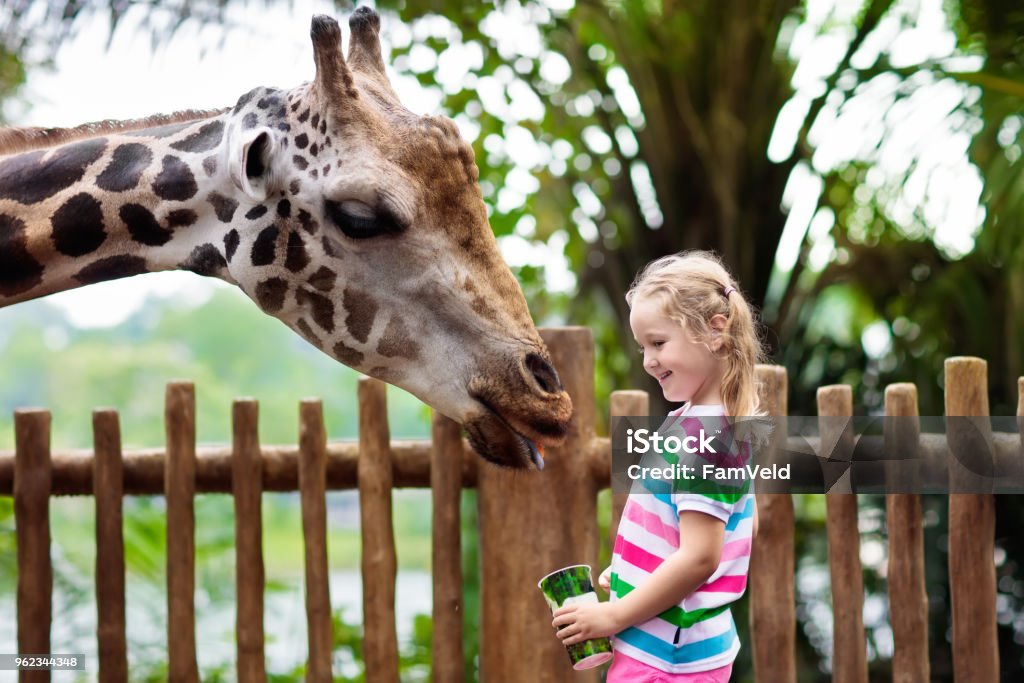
[598,566,612,593]
[551,602,622,646]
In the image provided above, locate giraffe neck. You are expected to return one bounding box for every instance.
[0,112,244,307]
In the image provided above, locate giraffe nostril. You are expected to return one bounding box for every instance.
[524,353,562,395]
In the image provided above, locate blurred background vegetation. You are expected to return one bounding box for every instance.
[1,0,1023,680]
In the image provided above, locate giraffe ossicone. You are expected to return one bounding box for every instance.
[0,8,572,469]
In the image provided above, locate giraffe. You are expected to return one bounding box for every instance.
[0,9,572,469]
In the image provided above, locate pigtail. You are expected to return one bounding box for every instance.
[718,286,768,442]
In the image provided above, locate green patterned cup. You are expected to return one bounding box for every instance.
[538,564,614,670]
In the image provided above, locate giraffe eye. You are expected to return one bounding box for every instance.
[324,199,403,240]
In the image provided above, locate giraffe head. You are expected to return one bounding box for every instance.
[215,10,571,468]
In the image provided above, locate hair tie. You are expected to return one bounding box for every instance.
[723,286,735,298]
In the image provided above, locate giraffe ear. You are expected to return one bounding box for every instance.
[229,127,277,202]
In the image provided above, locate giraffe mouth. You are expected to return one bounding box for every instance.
[465,400,547,470]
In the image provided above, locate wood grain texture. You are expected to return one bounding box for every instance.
[945,358,999,682]
[748,365,796,683]
[165,382,198,682]
[883,385,929,683]
[93,410,128,683]
[357,380,400,682]
[232,400,266,682]
[818,385,867,683]
[299,399,333,682]
[608,390,648,556]
[14,409,52,683]
[431,412,465,683]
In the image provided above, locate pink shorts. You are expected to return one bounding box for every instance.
[606,651,733,682]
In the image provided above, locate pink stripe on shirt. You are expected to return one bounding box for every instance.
[619,538,666,574]
[719,537,752,562]
[624,500,680,545]
[700,574,747,593]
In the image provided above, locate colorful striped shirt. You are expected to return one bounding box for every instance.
[610,403,755,673]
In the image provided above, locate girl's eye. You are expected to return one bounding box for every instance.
[324,199,404,240]
[653,341,665,348]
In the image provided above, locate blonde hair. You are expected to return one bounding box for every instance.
[626,251,767,420]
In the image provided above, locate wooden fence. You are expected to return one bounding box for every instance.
[0,327,1021,681]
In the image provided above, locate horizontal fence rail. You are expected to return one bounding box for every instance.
[1,333,1022,681]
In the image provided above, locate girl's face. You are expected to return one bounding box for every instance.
[629,295,725,405]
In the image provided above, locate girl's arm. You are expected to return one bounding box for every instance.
[552,511,725,645]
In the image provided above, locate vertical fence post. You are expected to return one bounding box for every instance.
[945,358,999,680]
[14,409,52,683]
[818,385,867,683]
[165,381,198,682]
[883,384,929,682]
[232,399,267,682]
[608,391,648,553]
[749,365,796,682]
[358,379,400,682]
[430,411,465,683]
[93,409,128,682]
[478,327,601,683]
[299,399,333,682]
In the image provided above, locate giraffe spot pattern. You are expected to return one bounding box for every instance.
[295,133,309,149]
[322,234,343,258]
[378,316,421,360]
[167,209,198,227]
[309,143,318,157]
[243,112,259,130]
[169,120,225,153]
[309,266,336,291]
[224,229,240,262]
[285,231,310,272]
[245,205,268,220]
[73,255,147,285]
[232,89,257,114]
[0,214,43,296]
[181,244,227,276]
[295,318,319,345]
[298,210,318,234]
[152,155,198,201]
[120,204,173,246]
[208,192,239,223]
[251,225,279,266]
[202,156,217,177]
[295,288,335,332]
[332,340,364,367]
[255,277,288,312]
[293,155,308,171]
[277,199,291,218]
[51,192,106,256]
[289,179,301,195]
[0,137,107,204]
[96,143,153,192]
[342,287,378,344]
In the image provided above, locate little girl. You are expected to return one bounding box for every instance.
[552,251,764,681]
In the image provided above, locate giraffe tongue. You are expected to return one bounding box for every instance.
[527,440,545,470]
